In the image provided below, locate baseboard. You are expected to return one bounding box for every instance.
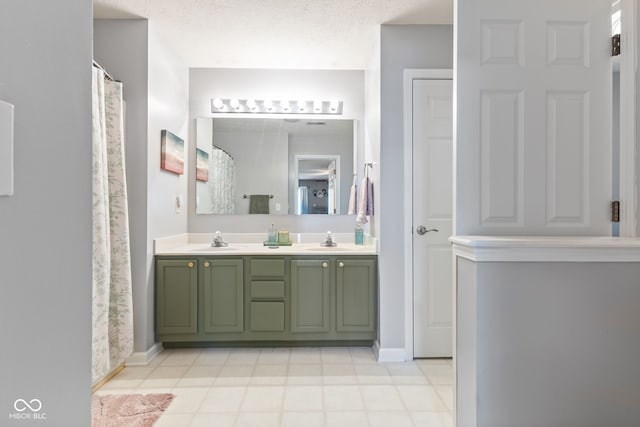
[92,363,124,392]
[374,340,409,362]
[125,342,163,366]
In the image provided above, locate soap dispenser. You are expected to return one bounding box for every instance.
[355,223,364,245]
[268,223,277,244]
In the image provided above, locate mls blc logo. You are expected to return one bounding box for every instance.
[9,398,46,421]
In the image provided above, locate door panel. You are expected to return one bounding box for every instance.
[456,0,612,235]
[413,79,453,358]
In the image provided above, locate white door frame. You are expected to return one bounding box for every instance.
[403,68,453,360]
[619,0,637,237]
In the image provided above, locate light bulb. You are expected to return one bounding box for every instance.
[330,100,340,112]
[280,100,290,111]
[212,98,224,110]
[313,100,323,112]
[230,98,240,110]
[246,99,257,111]
[297,100,306,111]
[264,100,273,111]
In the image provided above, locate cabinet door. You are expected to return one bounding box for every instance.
[290,259,330,333]
[336,259,376,332]
[202,259,244,333]
[250,301,285,331]
[156,259,198,335]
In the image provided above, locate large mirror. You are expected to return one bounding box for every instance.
[195,117,355,215]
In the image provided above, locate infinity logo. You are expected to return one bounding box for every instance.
[13,399,42,412]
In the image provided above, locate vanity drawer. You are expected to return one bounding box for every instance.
[251,281,285,299]
[250,302,285,331]
[250,259,285,277]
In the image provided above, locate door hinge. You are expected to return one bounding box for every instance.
[611,201,620,222]
[612,34,621,56]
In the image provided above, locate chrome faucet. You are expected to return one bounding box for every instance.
[321,231,337,247]
[211,230,228,247]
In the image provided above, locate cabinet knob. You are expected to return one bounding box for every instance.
[322,262,328,268]
[204,261,210,268]
[187,262,195,268]
[339,262,345,268]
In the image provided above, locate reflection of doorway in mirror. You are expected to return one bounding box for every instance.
[295,155,340,215]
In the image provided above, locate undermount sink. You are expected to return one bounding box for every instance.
[305,245,355,251]
[190,245,240,252]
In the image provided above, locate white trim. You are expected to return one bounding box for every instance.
[619,0,638,237]
[403,69,453,362]
[450,235,640,263]
[125,342,163,366]
[375,341,410,362]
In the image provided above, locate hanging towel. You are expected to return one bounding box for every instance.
[249,194,270,214]
[366,177,374,215]
[356,177,371,223]
[347,182,357,215]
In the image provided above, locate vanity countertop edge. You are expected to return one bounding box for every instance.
[154,233,378,256]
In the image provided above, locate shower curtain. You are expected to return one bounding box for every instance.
[91,66,134,385]
[208,147,236,214]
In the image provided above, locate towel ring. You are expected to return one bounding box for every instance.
[363,162,374,177]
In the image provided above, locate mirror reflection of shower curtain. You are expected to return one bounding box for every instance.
[328,160,337,215]
[208,147,236,214]
[297,186,308,214]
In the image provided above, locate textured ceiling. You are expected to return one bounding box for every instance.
[93,0,453,69]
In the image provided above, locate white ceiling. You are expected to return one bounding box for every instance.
[93,0,453,70]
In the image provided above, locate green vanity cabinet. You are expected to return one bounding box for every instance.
[155,259,198,335]
[336,259,376,333]
[201,258,244,333]
[290,259,331,333]
[155,254,377,345]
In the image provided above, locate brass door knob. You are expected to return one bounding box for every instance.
[338,262,345,268]
[187,262,195,268]
[204,261,210,268]
[322,262,328,268]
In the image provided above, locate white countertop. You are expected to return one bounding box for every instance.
[450,235,640,262]
[155,233,377,256]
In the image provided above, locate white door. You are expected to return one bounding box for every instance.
[413,79,453,358]
[456,0,612,235]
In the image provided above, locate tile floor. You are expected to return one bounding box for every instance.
[95,347,453,427]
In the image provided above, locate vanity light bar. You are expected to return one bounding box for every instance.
[210,98,343,115]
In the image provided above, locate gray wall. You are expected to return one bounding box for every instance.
[379,25,453,350]
[460,261,640,426]
[146,22,190,351]
[188,68,364,234]
[94,20,189,353]
[0,1,92,425]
